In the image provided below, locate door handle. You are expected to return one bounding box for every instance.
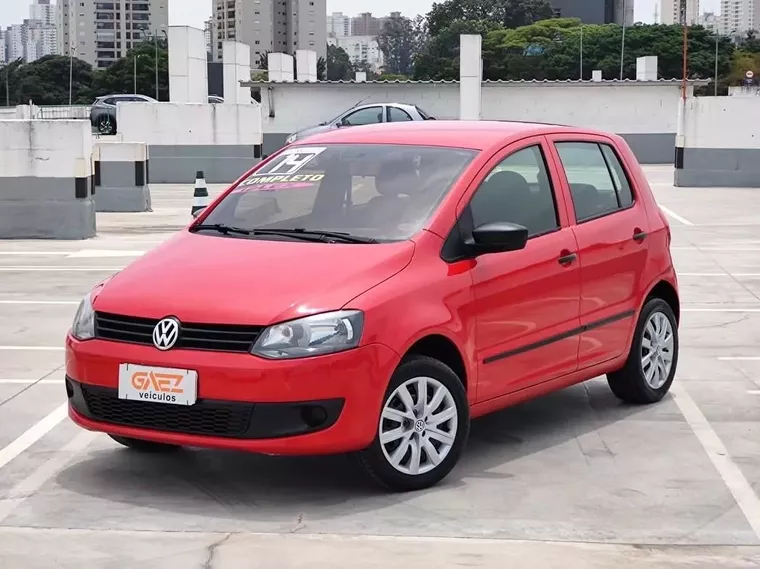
[558,251,577,266]
[633,229,648,243]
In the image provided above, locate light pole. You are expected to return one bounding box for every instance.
[154,28,166,101]
[714,29,736,96]
[68,45,75,106]
[580,24,584,80]
[619,0,626,80]
[4,65,9,107]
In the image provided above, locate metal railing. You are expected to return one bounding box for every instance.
[35,105,92,119]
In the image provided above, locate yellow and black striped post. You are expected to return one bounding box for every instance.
[192,170,210,216]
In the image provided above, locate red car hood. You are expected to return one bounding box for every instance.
[93,232,415,325]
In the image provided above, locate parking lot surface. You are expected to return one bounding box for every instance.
[1,168,759,568]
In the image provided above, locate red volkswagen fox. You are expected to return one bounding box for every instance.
[66,121,679,492]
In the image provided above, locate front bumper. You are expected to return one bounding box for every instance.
[65,335,399,455]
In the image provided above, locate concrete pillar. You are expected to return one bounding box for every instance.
[0,119,95,239]
[355,71,367,82]
[592,70,603,82]
[636,56,658,81]
[295,50,318,82]
[222,41,251,104]
[168,26,208,103]
[459,34,482,121]
[93,141,151,212]
[268,52,295,82]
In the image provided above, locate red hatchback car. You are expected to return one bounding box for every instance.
[66,121,680,491]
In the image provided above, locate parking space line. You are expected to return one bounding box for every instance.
[0,403,69,472]
[683,308,760,313]
[718,356,760,361]
[748,391,760,395]
[0,430,96,524]
[0,267,123,272]
[670,382,760,539]
[0,379,62,385]
[0,347,65,351]
[671,246,760,251]
[0,300,80,306]
[678,273,760,277]
[659,206,694,226]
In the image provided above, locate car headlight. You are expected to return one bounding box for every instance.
[285,133,297,144]
[71,291,96,341]
[251,310,364,359]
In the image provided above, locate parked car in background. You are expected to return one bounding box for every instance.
[285,102,435,144]
[90,93,157,135]
[208,95,225,104]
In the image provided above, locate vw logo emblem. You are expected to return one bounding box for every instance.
[152,317,180,351]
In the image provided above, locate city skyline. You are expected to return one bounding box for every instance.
[0,0,723,34]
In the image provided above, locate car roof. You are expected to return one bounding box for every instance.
[295,120,613,151]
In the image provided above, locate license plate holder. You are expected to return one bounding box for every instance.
[118,363,198,406]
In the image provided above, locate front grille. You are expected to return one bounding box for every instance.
[94,312,263,353]
[81,385,254,437]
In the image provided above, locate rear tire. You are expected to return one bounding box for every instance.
[607,298,679,404]
[109,435,181,453]
[358,355,470,492]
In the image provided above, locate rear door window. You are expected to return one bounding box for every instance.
[387,106,413,122]
[340,106,384,126]
[554,142,633,223]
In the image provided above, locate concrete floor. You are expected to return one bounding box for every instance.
[1,167,760,568]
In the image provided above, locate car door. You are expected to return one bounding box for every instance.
[463,137,582,403]
[547,134,651,369]
[337,105,385,128]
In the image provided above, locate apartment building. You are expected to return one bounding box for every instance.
[212,0,326,68]
[30,0,56,25]
[327,35,383,71]
[4,25,25,62]
[719,0,760,34]
[0,32,6,64]
[660,0,700,25]
[56,0,169,68]
[550,0,633,25]
[327,12,352,37]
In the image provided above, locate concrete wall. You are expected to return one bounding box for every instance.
[116,102,263,184]
[0,119,95,239]
[168,26,209,104]
[253,81,691,163]
[93,141,151,212]
[675,97,760,187]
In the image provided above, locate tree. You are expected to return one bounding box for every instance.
[317,56,326,80]
[414,19,502,80]
[426,0,555,36]
[377,14,425,76]
[325,44,354,80]
[93,38,169,100]
[4,55,95,106]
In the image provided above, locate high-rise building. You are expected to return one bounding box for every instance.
[56,0,169,68]
[5,25,25,62]
[0,31,6,64]
[550,0,633,25]
[700,11,719,31]
[204,17,213,57]
[327,12,352,38]
[212,0,326,68]
[660,0,700,25]
[25,20,57,62]
[719,0,760,35]
[327,35,383,71]
[30,0,56,26]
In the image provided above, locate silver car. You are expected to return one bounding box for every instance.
[90,93,157,135]
[285,102,434,144]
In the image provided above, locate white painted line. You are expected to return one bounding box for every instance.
[0,346,65,351]
[0,267,123,272]
[659,205,694,226]
[678,273,760,278]
[66,250,145,258]
[747,391,760,395]
[671,246,760,251]
[0,252,70,256]
[683,308,760,313]
[0,403,69,472]
[670,382,760,539]
[0,430,96,524]
[718,357,760,361]
[0,379,62,385]
[0,300,80,306]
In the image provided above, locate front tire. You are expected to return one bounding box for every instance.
[358,355,470,492]
[607,298,679,404]
[109,435,181,453]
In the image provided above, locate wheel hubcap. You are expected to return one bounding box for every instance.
[379,376,458,476]
[641,311,675,389]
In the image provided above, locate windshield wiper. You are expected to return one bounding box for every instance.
[250,228,378,244]
[192,223,252,236]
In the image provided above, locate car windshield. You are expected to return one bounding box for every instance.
[199,143,479,242]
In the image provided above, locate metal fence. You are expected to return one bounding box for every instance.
[35,105,92,120]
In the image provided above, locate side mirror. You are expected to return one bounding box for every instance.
[191,207,206,219]
[469,222,528,255]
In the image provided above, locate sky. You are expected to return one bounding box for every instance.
[0,0,722,31]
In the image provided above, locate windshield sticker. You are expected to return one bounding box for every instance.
[234,173,325,192]
[259,146,327,176]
